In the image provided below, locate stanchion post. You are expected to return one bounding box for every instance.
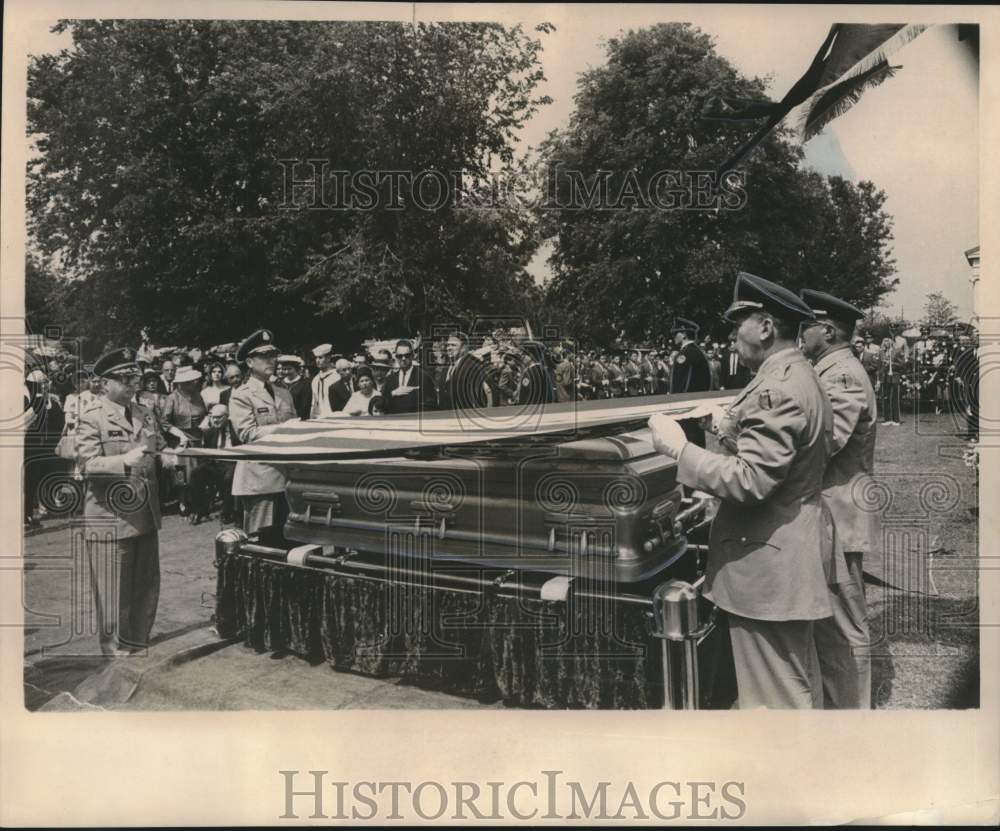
[652,579,701,710]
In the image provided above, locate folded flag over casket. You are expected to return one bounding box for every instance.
[704,23,928,177]
[181,391,735,462]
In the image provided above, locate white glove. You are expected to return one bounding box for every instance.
[122,446,145,467]
[648,413,688,459]
[685,403,727,433]
[161,450,178,469]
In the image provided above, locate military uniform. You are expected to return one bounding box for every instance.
[230,331,298,533]
[77,349,168,654]
[670,319,712,449]
[554,355,576,402]
[801,290,879,708]
[658,274,845,709]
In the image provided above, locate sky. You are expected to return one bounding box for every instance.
[22,8,979,323]
[502,8,979,322]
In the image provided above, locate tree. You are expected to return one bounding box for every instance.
[922,291,959,329]
[27,20,553,356]
[537,23,898,345]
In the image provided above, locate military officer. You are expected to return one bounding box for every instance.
[649,272,839,709]
[670,317,712,449]
[229,330,298,534]
[669,318,712,394]
[799,289,879,708]
[76,347,178,655]
[553,347,577,403]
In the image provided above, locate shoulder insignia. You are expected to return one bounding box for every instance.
[676,355,686,364]
[522,377,530,386]
[758,389,773,410]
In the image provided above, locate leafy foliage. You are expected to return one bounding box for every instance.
[27,20,553,355]
[538,23,898,345]
[922,291,959,328]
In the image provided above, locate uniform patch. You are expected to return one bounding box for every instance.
[522,377,530,386]
[256,407,270,413]
[676,355,686,364]
[108,430,124,437]
[758,390,773,410]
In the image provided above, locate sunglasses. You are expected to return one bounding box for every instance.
[395,352,413,359]
[108,373,142,384]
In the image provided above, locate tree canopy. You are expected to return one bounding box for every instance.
[27,19,552,356]
[538,23,898,345]
[922,291,959,329]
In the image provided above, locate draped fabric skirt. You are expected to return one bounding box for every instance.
[213,550,691,708]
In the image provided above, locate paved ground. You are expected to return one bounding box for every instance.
[21,411,979,710]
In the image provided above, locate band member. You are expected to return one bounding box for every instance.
[800,289,879,708]
[649,272,842,709]
[277,354,312,420]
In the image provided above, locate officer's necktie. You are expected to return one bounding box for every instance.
[264,381,274,399]
[123,406,133,426]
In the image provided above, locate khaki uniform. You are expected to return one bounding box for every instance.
[677,347,843,708]
[229,376,297,532]
[76,398,165,653]
[812,345,879,708]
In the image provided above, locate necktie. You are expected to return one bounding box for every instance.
[123,406,133,426]
[264,381,274,399]
[219,429,227,449]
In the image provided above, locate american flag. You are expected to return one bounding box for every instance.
[181,390,735,462]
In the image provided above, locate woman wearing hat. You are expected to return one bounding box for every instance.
[161,365,208,522]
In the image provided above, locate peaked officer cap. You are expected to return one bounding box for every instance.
[670,317,700,336]
[94,347,141,378]
[724,272,816,323]
[799,289,864,324]
[236,329,279,362]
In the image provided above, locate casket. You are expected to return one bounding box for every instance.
[280,429,693,583]
[213,428,734,708]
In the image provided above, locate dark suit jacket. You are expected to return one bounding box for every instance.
[220,386,235,407]
[283,376,312,420]
[202,422,241,450]
[720,348,752,389]
[328,378,354,413]
[381,366,438,414]
[438,353,487,412]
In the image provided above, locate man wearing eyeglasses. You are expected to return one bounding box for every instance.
[381,339,438,414]
[76,347,178,656]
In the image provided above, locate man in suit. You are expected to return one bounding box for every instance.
[649,272,844,709]
[327,358,356,413]
[309,344,337,418]
[277,354,312,420]
[381,339,437,414]
[438,332,487,413]
[800,289,879,708]
[219,363,243,408]
[76,347,178,655]
[229,330,297,534]
[720,332,753,389]
[188,403,241,524]
[157,359,176,395]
